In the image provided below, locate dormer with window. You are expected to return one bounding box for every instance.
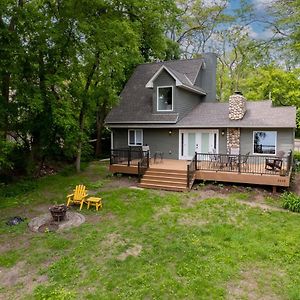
[145,59,214,119]
[157,86,173,111]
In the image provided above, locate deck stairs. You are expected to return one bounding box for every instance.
[138,168,190,192]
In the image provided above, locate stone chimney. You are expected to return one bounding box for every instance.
[229,91,246,120]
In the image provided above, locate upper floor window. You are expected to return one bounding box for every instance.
[253,131,277,155]
[128,129,143,146]
[157,86,173,111]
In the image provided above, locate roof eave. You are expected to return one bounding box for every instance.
[178,84,206,95]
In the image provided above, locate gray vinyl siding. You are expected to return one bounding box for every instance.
[240,128,294,155]
[112,128,179,159]
[194,53,217,102]
[112,129,128,148]
[112,127,228,159]
[153,69,202,120]
[144,129,179,159]
[176,88,204,120]
[219,129,227,153]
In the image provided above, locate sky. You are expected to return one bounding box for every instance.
[226,0,275,40]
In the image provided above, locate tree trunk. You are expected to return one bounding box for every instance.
[75,51,100,172]
[95,100,108,157]
[75,109,84,172]
[1,73,10,140]
[95,110,102,157]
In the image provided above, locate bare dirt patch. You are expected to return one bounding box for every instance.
[178,216,208,226]
[183,190,228,207]
[153,205,172,220]
[117,244,142,261]
[227,267,284,300]
[0,235,31,254]
[0,261,48,298]
[101,176,138,191]
[101,233,128,249]
[238,200,286,212]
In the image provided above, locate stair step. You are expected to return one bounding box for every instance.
[148,168,187,174]
[146,170,186,177]
[138,183,187,192]
[143,174,186,181]
[141,178,187,187]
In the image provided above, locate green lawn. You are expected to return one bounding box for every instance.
[0,162,300,299]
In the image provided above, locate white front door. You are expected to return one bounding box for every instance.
[179,130,218,160]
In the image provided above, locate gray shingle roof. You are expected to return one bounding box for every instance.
[106,57,296,128]
[177,101,297,128]
[105,58,204,124]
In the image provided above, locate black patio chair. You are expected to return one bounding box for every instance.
[265,150,285,171]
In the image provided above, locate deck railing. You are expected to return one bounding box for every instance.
[138,154,149,183]
[196,151,293,176]
[110,148,149,167]
[187,153,197,188]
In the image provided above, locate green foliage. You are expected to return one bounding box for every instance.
[294,151,300,162]
[0,141,14,174]
[0,250,22,268]
[0,179,38,198]
[34,285,76,300]
[48,257,81,284]
[0,0,179,175]
[281,192,300,212]
[243,67,300,107]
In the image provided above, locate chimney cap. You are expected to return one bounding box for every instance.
[234,91,243,95]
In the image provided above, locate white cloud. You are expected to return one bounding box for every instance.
[252,0,276,10]
[202,0,228,8]
[245,25,275,40]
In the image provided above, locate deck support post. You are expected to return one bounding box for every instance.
[272,186,277,193]
[128,148,131,167]
[147,151,150,168]
[187,165,190,188]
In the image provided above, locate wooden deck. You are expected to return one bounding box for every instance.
[109,159,291,188]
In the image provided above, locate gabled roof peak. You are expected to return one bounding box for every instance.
[145,64,206,95]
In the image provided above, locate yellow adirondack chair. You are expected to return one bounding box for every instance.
[66,185,88,210]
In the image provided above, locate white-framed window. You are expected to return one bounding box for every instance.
[128,129,143,146]
[253,131,277,155]
[157,86,173,111]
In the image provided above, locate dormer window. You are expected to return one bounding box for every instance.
[157,86,173,111]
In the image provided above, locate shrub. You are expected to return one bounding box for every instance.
[293,151,300,173]
[281,192,300,212]
[294,150,300,162]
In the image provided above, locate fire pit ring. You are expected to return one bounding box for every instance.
[49,204,68,222]
[38,222,59,233]
[29,211,85,233]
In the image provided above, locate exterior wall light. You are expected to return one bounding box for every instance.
[169,130,172,135]
[221,130,225,136]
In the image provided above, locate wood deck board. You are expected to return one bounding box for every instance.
[109,159,291,187]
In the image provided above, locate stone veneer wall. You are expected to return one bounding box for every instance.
[227,128,240,153]
[229,94,246,120]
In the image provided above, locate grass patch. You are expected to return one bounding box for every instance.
[1,161,300,299]
[0,249,22,268]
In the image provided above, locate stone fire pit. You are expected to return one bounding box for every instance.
[29,207,85,233]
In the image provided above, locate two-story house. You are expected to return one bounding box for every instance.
[105,53,296,191]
